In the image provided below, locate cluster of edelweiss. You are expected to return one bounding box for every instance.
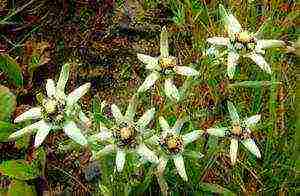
[9,9,284,183]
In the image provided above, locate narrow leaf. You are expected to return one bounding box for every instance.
[0,54,23,86]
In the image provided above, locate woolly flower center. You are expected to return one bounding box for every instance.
[114,123,138,149]
[160,133,183,155]
[233,31,257,52]
[231,122,250,139]
[44,99,58,114]
[42,98,65,124]
[159,57,176,70]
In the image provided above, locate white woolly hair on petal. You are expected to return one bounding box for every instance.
[137,108,156,129]
[57,63,70,92]
[111,104,125,124]
[137,72,160,93]
[92,144,115,160]
[116,149,126,172]
[66,83,91,106]
[173,155,188,181]
[256,40,285,50]
[174,66,199,76]
[14,107,42,123]
[227,101,240,124]
[242,138,261,158]
[160,26,169,58]
[226,14,242,35]
[164,79,180,101]
[230,138,239,165]
[246,53,272,74]
[227,51,239,79]
[34,122,52,147]
[207,127,227,137]
[136,144,159,163]
[182,130,203,145]
[244,114,261,127]
[137,53,160,70]
[207,37,229,46]
[63,121,88,146]
[159,116,170,132]
[157,156,168,175]
[9,120,46,139]
[46,79,56,97]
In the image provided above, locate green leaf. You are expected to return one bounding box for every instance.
[199,182,235,195]
[99,184,112,196]
[0,180,36,196]
[0,160,40,180]
[92,97,111,125]
[0,54,23,87]
[229,81,281,88]
[0,121,14,141]
[0,85,16,121]
[218,4,228,20]
[28,54,42,77]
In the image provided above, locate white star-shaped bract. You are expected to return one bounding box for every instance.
[207,101,261,165]
[137,26,199,101]
[92,99,158,172]
[9,63,91,148]
[207,5,285,79]
[152,116,203,181]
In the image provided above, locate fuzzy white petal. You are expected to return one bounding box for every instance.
[46,79,56,97]
[111,104,125,124]
[242,138,261,158]
[227,51,239,79]
[159,116,170,132]
[137,108,155,129]
[207,37,229,46]
[174,66,199,76]
[137,53,160,70]
[230,138,239,165]
[57,63,70,92]
[96,129,113,141]
[256,40,285,50]
[137,72,160,93]
[207,127,227,137]
[227,101,240,124]
[92,144,115,160]
[136,144,159,163]
[66,83,90,106]
[125,98,136,121]
[160,26,169,58]
[164,79,180,101]
[182,130,203,145]
[14,107,42,123]
[9,120,45,139]
[79,110,91,127]
[226,14,242,35]
[246,53,272,74]
[64,121,87,146]
[173,155,188,181]
[172,118,187,133]
[157,156,168,175]
[34,121,52,147]
[148,135,160,146]
[244,114,261,127]
[116,149,126,172]
[56,90,67,102]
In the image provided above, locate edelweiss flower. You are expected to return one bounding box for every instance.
[207,5,285,79]
[207,101,261,165]
[9,63,90,147]
[153,116,203,181]
[92,100,158,172]
[137,26,199,101]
